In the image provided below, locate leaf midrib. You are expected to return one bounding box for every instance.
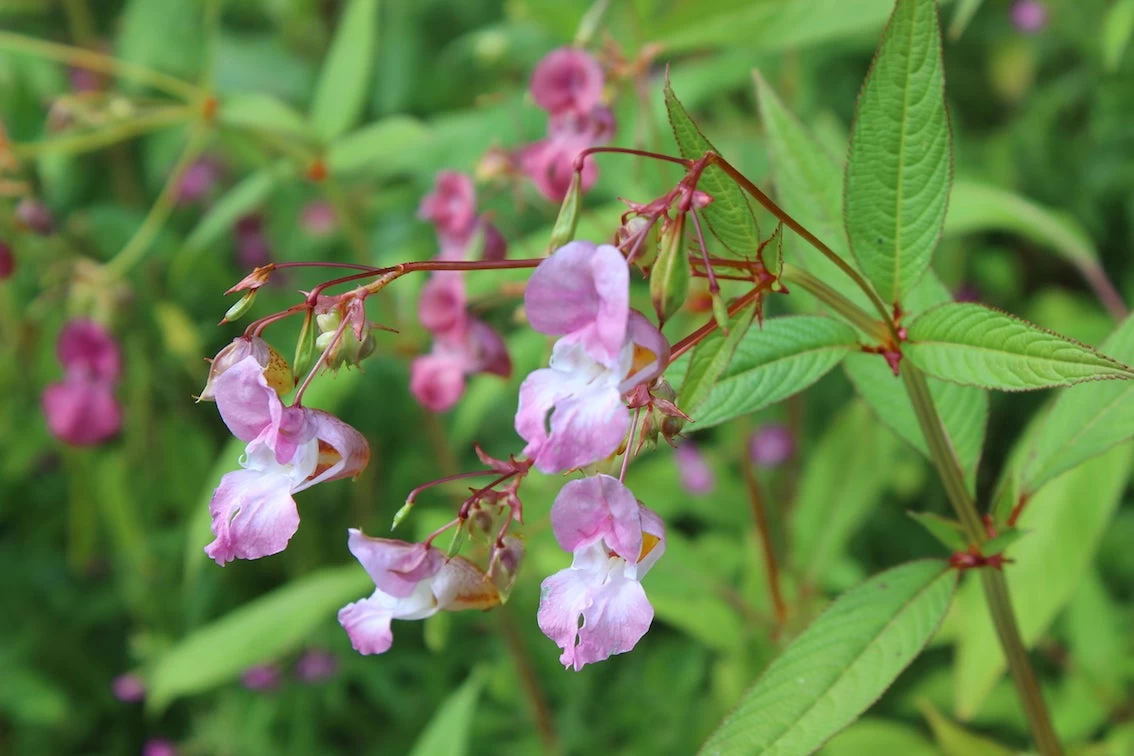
[908,338,1127,374]
[891,0,919,303]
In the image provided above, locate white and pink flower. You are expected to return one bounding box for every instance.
[204,356,369,564]
[537,475,666,670]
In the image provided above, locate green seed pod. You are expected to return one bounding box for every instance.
[547,171,582,254]
[650,213,690,325]
[293,310,318,381]
[222,289,257,323]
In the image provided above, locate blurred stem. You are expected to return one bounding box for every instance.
[498,607,560,756]
[61,0,97,44]
[781,264,889,343]
[102,123,209,279]
[322,177,371,265]
[903,364,1063,756]
[0,30,202,101]
[1077,261,1128,321]
[742,456,786,631]
[10,107,193,160]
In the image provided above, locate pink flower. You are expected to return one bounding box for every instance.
[749,423,795,468]
[111,673,145,703]
[41,319,123,446]
[142,739,177,756]
[294,649,338,683]
[16,198,53,235]
[530,47,605,117]
[1011,0,1048,33]
[198,335,292,402]
[418,171,477,242]
[520,106,613,202]
[338,530,500,655]
[675,441,714,494]
[241,664,281,691]
[515,242,668,472]
[175,158,221,205]
[410,319,512,412]
[300,200,337,236]
[234,215,273,270]
[204,357,369,564]
[537,475,665,670]
[418,272,467,337]
[0,240,13,280]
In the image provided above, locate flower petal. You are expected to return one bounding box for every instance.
[41,379,121,446]
[618,310,670,393]
[535,382,628,474]
[345,529,443,598]
[57,319,121,382]
[537,567,594,670]
[338,595,396,656]
[410,353,468,412]
[297,410,370,491]
[530,47,605,117]
[213,356,278,442]
[204,467,300,564]
[551,475,642,560]
[635,504,667,579]
[573,574,653,670]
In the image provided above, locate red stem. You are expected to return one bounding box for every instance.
[668,287,763,363]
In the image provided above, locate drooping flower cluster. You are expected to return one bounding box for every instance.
[518,47,615,201]
[411,171,511,411]
[199,338,369,564]
[41,319,123,445]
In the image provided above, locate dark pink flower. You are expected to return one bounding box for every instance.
[241,664,281,691]
[16,198,54,235]
[538,475,665,670]
[300,200,337,236]
[675,441,714,495]
[749,423,795,468]
[294,649,338,683]
[410,353,468,413]
[530,47,605,117]
[175,158,221,205]
[411,319,512,413]
[418,272,467,337]
[57,319,122,382]
[42,319,123,446]
[111,673,145,703]
[1011,0,1048,32]
[520,106,613,202]
[418,171,477,242]
[234,215,273,270]
[142,740,177,756]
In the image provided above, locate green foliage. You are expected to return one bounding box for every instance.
[310,0,380,142]
[407,671,483,756]
[845,0,952,305]
[905,303,1134,390]
[701,561,957,756]
[678,302,758,419]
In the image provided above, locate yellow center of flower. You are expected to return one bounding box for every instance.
[638,532,660,563]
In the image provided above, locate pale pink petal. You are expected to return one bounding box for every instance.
[41,379,122,446]
[515,367,563,458]
[346,529,443,599]
[298,410,370,490]
[573,574,653,669]
[213,356,277,442]
[338,596,396,655]
[530,47,604,116]
[418,171,477,241]
[550,475,642,560]
[418,272,467,337]
[479,220,508,261]
[410,353,468,412]
[675,441,714,495]
[522,136,600,203]
[57,319,121,382]
[618,310,671,393]
[524,241,629,366]
[204,468,300,564]
[534,382,628,474]
[537,567,594,670]
[263,400,315,465]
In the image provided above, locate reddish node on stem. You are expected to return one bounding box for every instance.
[307,159,328,183]
[201,95,219,120]
[949,546,1012,572]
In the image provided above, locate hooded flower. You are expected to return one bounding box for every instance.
[41,319,123,446]
[515,241,669,473]
[520,106,613,202]
[530,47,605,117]
[537,475,666,670]
[338,530,501,655]
[411,319,512,412]
[418,171,477,243]
[205,356,369,564]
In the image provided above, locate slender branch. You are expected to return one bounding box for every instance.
[781,264,890,343]
[667,286,763,363]
[576,145,692,168]
[1076,260,1128,321]
[0,30,202,102]
[903,364,1063,755]
[742,457,787,630]
[11,107,193,160]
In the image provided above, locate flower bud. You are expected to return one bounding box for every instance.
[491,535,525,596]
[221,289,257,323]
[650,212,689,324]
[293,310,318,381]
[199,336,291,401]
[618,216,658,271]
[547,170,581,253]
[315,311,376,371]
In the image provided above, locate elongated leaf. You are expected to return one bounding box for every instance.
[790,401,900,580]
[1020,315,1134,494]
[149,565,372,710]
[845,0,952,305]
[664,79,761,258]
[310,0,379,141]
[183,163,285,251]
[947,0,985,40]
[905,303,1134,390]
[408,671,483,756]
[691,316,859,428]
[116,0,203,85]
[953,443,1133,717]
[945,179,1098,269]
[920,703,1013,756]
[701,560,957,756]
[678,303,758,418]
[1103,0,1134,71]
[219,92,313,140]
[820,718,937,756]
[326,116,428,176]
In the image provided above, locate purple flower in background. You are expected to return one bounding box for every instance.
[418,171,477,243]
[0,240,13,279]
[675,441,714,495]
[294,649,338,683]
[234,215,273,270]
[241,664,282,691]
[530,47,605,117]
[175,158,222,205]
[15,198,54,235]
[1011,0,1048,33]
[300,200,338,237]
[141,740,177,756]
[41,319,123,446]
[749,423,795,469]
[111,673,145,703]
[953,283,981,303]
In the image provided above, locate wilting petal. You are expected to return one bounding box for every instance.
[299,410,370,490]
[537,567,594,670]
[41,378,122,446]
[337,595,396,656]
[524,241,629,366]
[550,475,642,559]
[410,353,468,412]
[530,47,604,116]
[57,319,121,382]
[573,574,653,670]
[204,467,300,564]
[346,529,443,599]
[213,356,278,442]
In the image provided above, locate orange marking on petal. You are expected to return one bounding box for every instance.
[310,440,342,479]
[631,344,657,375]
[638,533,660,563]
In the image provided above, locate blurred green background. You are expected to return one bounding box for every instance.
[2,0,1133,754]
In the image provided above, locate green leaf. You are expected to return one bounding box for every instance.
[218,92,313,140]
[845,0,952,305]
[690,315,859,428]
[947,0,985,40]
[953,442,1133,717]
[820,718,937,756]
[664,78,761,258]
[326,116,428,176]
[149,564,372,711]
[1019,314,1134,494]
[407,671,483,756]
[907,511,967,552]
[906,302,1134,390]
[790,401,901,581]
[701,560,957,756]
[920,702,1013,756]
[677,303,758,418]
[647,531,744,651]
[945,179,1098,269]
[1103,0,1134,72]
[310,0,379,142]
[116,0,203,85]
